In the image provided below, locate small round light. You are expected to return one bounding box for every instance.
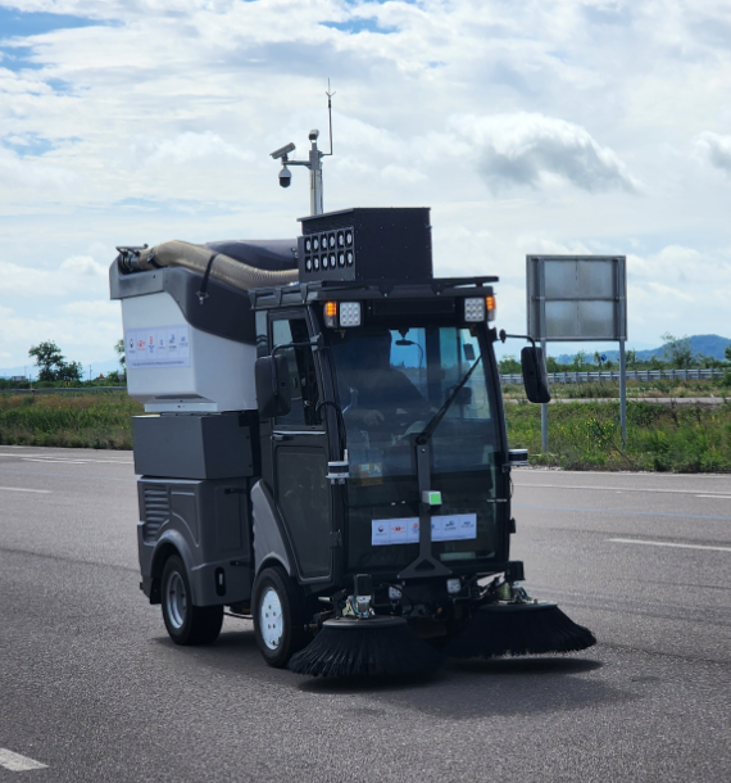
[313,237,319,251]
[305,258,312,271]
[338,252,345,266]
[304,238,312,253]
[346,250,354,265]
[329,233,336,249]
[313,255,320,270]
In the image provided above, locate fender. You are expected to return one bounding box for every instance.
[150,528,202,604]
[251,479,294,577]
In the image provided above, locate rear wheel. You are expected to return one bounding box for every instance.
[253,567,308,667]
[161,555,223,645]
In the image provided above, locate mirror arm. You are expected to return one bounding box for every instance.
[499,329,537,349]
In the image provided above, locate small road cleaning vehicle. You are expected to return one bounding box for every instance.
[110,205,595,677]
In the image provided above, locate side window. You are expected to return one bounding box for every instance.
[271,317,320,427]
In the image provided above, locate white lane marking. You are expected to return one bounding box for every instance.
[696,494,731,500]
[21,457,133,465]
[515,482,731,498]
[0,486,52,494]
[0,748,48,771]
[610,538,731,553]
[23,458,86,464]
[0,453,133,465]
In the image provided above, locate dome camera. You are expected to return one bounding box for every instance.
[278,165,292,188]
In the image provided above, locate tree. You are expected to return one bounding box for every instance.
[661,333,694,369]
[725,345,731,363]
[28,341,82,383]
[58,361,83,383]
[28,341,66,382]
[572,350,588,370]
[498,355,521,374]
[546,356,562,373]
[114,338,126,369]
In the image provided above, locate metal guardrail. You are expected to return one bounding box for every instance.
[501,368,728,384]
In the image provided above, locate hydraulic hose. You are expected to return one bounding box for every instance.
[129,240,299,291]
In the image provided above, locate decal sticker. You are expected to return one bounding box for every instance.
[371,513,477,546]
[125,325,191,369]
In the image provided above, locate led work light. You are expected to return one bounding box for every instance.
[323,301,362,329]
[464,295,497,323]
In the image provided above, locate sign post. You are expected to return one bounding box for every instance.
[527,255,628,449]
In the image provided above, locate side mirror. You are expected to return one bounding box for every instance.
[521,346,551,404]
[255,354,292,418]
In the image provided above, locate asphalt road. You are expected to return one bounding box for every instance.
[1,446,730,782]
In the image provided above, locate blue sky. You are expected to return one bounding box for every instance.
[1,0,731,372]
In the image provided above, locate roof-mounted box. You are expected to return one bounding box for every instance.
[298,207,432,284]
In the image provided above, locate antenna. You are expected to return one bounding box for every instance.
[269,81,335,216]
[325,78,335,157]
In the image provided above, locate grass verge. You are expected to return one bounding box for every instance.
[0,392,143,449]
[506,399,731,472]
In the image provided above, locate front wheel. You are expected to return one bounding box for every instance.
[253,567,308,668]
[161,555,223,645]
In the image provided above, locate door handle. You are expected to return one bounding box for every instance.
[272,433,294,441]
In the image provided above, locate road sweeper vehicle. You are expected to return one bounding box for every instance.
[110,206,595,677]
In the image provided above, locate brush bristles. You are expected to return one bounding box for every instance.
[288,617,444,678]
[445,603,596,659]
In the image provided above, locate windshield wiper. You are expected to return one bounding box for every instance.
[415,354,483,445]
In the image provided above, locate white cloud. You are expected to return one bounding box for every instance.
[693,131,731,176]
[0,256,108,298]
[0,0,731,368]
[450,113,640,194]
[130,131,255,168]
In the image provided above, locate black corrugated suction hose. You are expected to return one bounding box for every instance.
[135,240,299,291]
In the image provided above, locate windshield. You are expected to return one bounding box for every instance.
[330,324,503,574]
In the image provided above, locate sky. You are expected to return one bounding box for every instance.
[1,0,731,375]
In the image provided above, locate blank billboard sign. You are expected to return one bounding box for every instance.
[527,256,627,342]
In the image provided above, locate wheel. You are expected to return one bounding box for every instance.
[161,555,223,645]
[253,566,308,668]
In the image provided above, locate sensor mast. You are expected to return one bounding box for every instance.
[269,81,335,216]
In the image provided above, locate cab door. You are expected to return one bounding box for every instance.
[266,312,332,582]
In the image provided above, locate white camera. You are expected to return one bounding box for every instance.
[270,142,295,161]
[278,166,292,188]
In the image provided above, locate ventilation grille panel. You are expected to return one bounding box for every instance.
[142,486,169,542]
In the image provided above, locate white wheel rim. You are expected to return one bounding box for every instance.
[259,586,284,651]
[166,571,187,630]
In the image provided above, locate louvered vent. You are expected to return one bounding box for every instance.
[142,486,169,542]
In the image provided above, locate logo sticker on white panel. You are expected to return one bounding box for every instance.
[125,325,191,369]
[372,513,477,546]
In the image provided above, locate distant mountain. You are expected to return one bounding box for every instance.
[555,334,731,364]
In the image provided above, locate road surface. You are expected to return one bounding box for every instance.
[1,446,729,782]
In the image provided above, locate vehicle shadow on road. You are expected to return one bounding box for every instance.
[296,654,636,719]
[152,628,631,720]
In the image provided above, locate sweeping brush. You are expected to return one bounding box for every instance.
[445,602,596,659]
[288,616,445,678]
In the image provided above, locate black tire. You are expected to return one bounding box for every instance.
[253,566,308,668]
[161,555,223,645]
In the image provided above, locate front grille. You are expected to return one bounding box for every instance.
[142,486,169,542]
